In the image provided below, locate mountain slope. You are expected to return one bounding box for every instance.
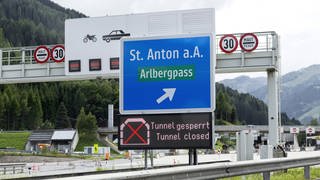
[221,64,320,124]
[220,76,266,94]
[0,0,86,47]
[278,65,320,123]
[216,83,299,125]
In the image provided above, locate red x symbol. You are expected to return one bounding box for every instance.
[124,122,147,144]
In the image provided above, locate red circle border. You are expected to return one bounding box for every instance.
[34,45,50,63]
[51,44,65,63]
[219,34,238,54]
[239,33,259,52]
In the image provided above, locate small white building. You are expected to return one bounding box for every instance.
[25,129,79,153]
[50,130,79,153]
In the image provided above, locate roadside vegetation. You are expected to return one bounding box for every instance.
[220,167,320,180]
[75,107,103,152]
[75,135,104,152]
[215,136,236,151]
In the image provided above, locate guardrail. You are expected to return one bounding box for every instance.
[103,155,320,180]
[0,163,26,175]
[15,156,319,180]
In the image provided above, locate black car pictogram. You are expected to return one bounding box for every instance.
[102,30,130,43]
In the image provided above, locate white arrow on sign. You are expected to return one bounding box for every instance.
[156,88,176,104]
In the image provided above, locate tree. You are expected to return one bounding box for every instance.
[25,89,43,130]
[55,102,71,129]
[281,113,301,125]
[216,90,233,121]
[18,91,30,130]
[86,112,98,134]
[216,91,225,120]
[40,120,54,129]
[230,107,237,123]
[309,118,319,126]
[0,28,11,48]
[2,85,20,130]
[76,107,98,135]
[76,107,86,135]
[0,94,5,130]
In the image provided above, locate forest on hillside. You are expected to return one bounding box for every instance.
[216,84,300,126]
[0,80,119,130]
[0,81,300,131]
[0,0,86,47]
[0,0,300,131]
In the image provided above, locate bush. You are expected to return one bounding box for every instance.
[75,134,103,151]
[76,107,97,135]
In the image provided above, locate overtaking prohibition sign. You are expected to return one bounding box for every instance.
[240,33,259,52]
[34,45,50,63]
[219,34,238,53]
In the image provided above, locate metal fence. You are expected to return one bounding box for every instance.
[1,45,58,65]
[0,31,278,66]
[216,31,278,54]
[0,163,26,175]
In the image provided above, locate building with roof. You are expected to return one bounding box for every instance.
[50,130,79,153]
[25,129,78,153]
[25,130,53,152]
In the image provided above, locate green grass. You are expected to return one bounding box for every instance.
[75,134,104,151]
[220,167,320,180]
[0,131,31,150]
[272,168,320,180]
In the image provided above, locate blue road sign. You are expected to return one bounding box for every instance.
[120,33,215,114]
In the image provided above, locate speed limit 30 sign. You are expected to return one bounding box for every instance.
[34,45,65,63]
[219,34,238,53]
[51,45,65,63]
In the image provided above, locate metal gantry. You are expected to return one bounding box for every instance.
[0,31,280,150]
[0,31,279,82]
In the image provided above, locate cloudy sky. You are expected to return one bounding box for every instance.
[52,0,320,79]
